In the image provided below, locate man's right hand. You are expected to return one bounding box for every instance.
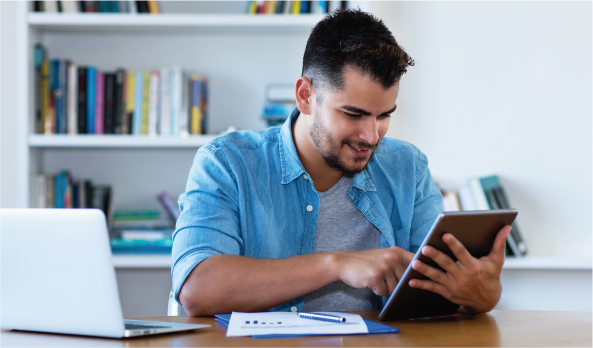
[332,247,415,297]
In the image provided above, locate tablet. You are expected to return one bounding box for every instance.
[378,209,518,321]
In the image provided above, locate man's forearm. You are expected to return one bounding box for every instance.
[178,253,340,316]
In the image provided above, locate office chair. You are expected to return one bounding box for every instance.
[167,288,184,316]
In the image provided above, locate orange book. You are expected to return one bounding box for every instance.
[147,1,160,14]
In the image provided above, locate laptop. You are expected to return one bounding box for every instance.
[1,208,209,338]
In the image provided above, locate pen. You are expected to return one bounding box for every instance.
[298,312,346,323]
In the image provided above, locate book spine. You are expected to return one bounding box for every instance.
[190,77,202,135]
[114,69,126,134]
[60,60,68,134]
[34,45,44,133]
[147,0,159,13]
[169,67,182,136]
[200,77,208,134]
[77,67,87,134]
[133,71,144,135]
[468,177,490,210]
[67,62,78,134]
[95,71,105,134]
[127,0,137,13]
[36,174,46,208]
[147,71,159,136]
[159,67,170,136]
[87,67,96,134]
[103,73,115,134]
[125,72,136,135]
[179,72,190,137]
[121,71,129,134]
[492,186,528,255]
[141,72,150,135]
[41,59,51,133]
[137,1,149,13]
[47,174,54,208]
[49,60,60,133]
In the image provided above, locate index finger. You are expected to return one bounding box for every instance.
[442,233,474,265]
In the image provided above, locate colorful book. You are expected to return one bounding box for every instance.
[34,44,44,134]
[95,71,105,134]
[41,59,51,134]
[147,0,160,13]
[190,76,203,135]
[67,62,78,134]
[133,71,144,135]
[125,72,136,135]
[141,72,150,134]
[49,60,61,133]
[87,66,96,134]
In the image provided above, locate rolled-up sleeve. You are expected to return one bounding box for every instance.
[171,144,243,302]
[409,151,444,253]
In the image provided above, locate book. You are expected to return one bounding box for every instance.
[457,185,476,211]
[36,175,46,208]
[147,0,160,13]
[190,76,203,135]
[67,61,78,134]
[103,73,115,134]
[148,71,159,136]
[133,71,144,135]
[157,191,180,223]
[169,66,183,136]
[141,72,150,134]
[113,69,126,134]
[61,1,78,13]
[87,66,96,134]
[125,72,136,135]
[34,44,44,134]
[41,58,51,134]
[95,71,105,134]
[49,60,61,133]
[77,67,87,134]
[476,175,528,257]
[44,1,58,12]
[159,67,170,136]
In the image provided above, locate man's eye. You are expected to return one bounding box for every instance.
[345,112,362,118]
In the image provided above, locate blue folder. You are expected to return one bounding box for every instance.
[214,313,399,338]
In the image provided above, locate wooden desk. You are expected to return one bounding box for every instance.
[2,310,591,347]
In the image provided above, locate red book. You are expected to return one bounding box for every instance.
[95,72,104,134]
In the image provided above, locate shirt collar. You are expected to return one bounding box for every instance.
[278,106,376,192]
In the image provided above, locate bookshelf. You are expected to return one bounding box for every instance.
[20,3,328,270]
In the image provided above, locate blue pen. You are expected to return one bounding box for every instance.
[298,312,346,323]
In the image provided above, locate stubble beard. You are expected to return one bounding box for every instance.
[309,110,380,176]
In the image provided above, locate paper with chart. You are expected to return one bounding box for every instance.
[226,311,369,337]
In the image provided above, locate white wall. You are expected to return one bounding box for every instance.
[371,1,592,258]
[1,1,27,208]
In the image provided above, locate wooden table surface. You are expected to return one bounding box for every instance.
[2,310,591,347]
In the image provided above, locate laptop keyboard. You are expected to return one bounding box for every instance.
[125,323,171,330]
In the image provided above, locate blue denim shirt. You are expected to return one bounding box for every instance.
[172,107,444,311]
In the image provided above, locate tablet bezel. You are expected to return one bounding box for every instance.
[378,209,518,321]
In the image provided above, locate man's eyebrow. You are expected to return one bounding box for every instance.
[341,105,397,116]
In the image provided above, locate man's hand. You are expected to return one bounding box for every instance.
[333,247,415,297]
[408,225,512,314]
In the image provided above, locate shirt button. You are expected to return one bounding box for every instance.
[306,205,313,212]
[303,174,308,180]
[291,306,297,312]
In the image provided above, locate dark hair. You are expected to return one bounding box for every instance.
[302,9,414,98]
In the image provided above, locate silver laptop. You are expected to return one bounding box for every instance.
[1,208,209,338]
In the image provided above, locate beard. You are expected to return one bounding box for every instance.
[309,111,380,176]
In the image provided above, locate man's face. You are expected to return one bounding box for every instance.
[308,67,399,175]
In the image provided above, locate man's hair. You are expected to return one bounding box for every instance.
[302,9,414,99]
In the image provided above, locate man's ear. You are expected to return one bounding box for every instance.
[295,76,314,115]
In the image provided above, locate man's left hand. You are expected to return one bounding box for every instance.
[408,225,512,314]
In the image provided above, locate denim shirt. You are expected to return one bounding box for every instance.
[172,107,444,311]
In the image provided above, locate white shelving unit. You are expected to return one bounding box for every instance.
[21,4,322,270]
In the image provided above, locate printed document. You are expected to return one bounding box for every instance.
[226,311,368,337]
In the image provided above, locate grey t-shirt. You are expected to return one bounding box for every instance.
[302,175,382,312]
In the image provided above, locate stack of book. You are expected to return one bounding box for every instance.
[36,170,113,224]
[246,1,348,14]
[440,175,528,258]
[261,84,296,127]
[34,44,209,137]
[31,1,160,14]
[110,210,173,253]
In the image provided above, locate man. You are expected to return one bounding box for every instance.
[172,9,511,316]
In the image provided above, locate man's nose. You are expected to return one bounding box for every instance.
[358,117,380,146]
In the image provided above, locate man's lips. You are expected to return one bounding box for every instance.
[347,144,371,157]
